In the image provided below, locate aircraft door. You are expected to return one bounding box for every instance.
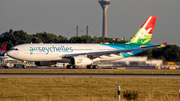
[25,47,29,54]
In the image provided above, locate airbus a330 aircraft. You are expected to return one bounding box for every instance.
[7,16,166,69]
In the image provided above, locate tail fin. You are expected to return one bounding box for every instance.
[125,16,157,45]
[0,45,7,56]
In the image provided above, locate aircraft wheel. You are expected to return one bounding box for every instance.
[69,65,73,69]
[66,65,70,69]
[93,65,98,69]
[3,66,8,69]
[89,65,93,69]
[87,65,94,69]
[23,65,26,69]
[87,65,90,69]
[73,66,78,69]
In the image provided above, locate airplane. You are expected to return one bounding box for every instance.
[0,45,8,60]
[7,16,167,69]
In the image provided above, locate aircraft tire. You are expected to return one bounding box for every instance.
[87,65,94,69]
[93,65,98,69]
[73,66,78,69]
[3,66,8,69]
[69,65,73,69]
[89,65,93,69]
[66,65,70,69]
[23,65,26,69]
[87,65,90,69]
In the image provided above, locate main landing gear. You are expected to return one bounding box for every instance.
[66,65,78,69]
[66,65,98,69]
[87,65,98,69]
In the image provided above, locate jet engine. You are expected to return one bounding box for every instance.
[35,61,56,66]
[70,56,92,66]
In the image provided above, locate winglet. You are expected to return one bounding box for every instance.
[158,42,167,48]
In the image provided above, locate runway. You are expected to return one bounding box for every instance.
[1,66,180,70]
[0,73,180,78]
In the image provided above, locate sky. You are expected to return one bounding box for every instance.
[0,0,180,46]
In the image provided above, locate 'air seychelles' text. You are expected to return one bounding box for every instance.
[30,46,73,55]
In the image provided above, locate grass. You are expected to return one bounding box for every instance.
[0,69,180,74]
[0,77,180,101]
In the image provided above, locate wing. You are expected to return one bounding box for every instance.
[63,42,167,59]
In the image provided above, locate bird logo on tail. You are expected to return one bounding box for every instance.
[126,16,157,45]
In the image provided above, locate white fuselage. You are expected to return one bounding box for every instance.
[7,43,124,62]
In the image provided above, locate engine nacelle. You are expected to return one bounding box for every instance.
[70,56,92,66]
[35,61,56,66]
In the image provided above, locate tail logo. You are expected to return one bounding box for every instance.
[133,28,152,43]
[125,16,157,45]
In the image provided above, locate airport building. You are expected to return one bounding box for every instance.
[94,56,163,67]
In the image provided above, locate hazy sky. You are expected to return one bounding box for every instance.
[0,0,180,46]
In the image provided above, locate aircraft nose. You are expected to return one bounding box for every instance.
[7,50,12,57]
[7,49,19,57]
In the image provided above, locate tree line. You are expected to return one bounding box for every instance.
[0,29,126,50]
[1,29,180,62]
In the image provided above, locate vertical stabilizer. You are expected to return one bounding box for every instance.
[0,45,7,56]
[125,16,157,44]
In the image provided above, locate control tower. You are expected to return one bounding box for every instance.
[98,0,111,38]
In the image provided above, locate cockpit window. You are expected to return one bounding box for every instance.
[10,48,18,51]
